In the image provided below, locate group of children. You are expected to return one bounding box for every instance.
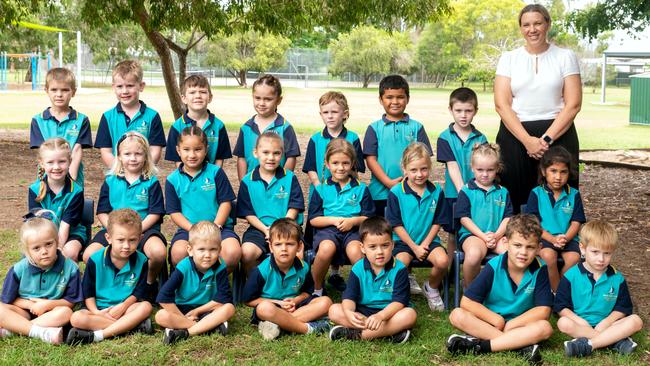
[0,60,643,362]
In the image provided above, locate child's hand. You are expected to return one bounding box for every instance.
[493,315,507,331]
[29,299,50,316]
[388,177,403,188]
[264,228,270,240]
[98,307,117,320]
[346,311,366,329]
[108,303,127,319]
[281,298,297,313]
[556,235,567,247]
[185,309,200,321]
[365,314,384,331]
[413,245,429,261]
[336,218,354,232]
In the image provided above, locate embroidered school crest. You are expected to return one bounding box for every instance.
[291,277,303,291]
[274,185,289,199]
[429,198,437,213]
[524,284,535,295]
[603,286,617,302]
[379,279,393,293]
[347,193,359,206]
[67,123,79,137]
[406,130,416,142]
[125,272,137,287]
[56,275,67,291]
[135,188,148,202]
[561,200,573,215]
[201,177,215,191]
[494,194,506,207]
[207,129,217,143]
[135,120,148,134]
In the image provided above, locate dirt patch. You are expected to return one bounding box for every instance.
[1,133,648,326]
[581,149,650,169]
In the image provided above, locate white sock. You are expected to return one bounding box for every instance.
[28,324,46,339]
[93,330,104,342]
[29,325,62,344]
[306,323,314,334]
[330,268,340,276]
[0,328,13,337]
[313,288,323,296]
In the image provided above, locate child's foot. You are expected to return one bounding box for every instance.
[609,337,637,355]
[39,327,63,345]
[307,319,331,335]
[408,274,423,295]
[564,337,593,357]
[391,329,411,344]
[327,274,347,292]
[422,282,444,311]
[216,321,229,336]
[65,328,95,345]
[258,321,281,341]
[446,334,480,354]
[0,328,12,338]
[328,325,361,341]
[163,328,189,345]
[515,344,542,365]
[135,318,154,335]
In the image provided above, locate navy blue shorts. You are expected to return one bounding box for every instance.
[393,240,445,261]
[355,304,381,317]
[176,304,214,321]
[541,238,580,254]
[313,226,360,265]
[242,226,269,255]
[250,295,315,325]
[373,199,387,218]
[91,228,167,252]
[171,227,240,247]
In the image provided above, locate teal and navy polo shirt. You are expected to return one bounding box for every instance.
[165,111,232,164]
[308,177,375,220]
[362,114,432,200]
[386,179,450,244]
[97,174,165,229]
[241,255,313,301]
[525,184,586,236]
[156,256,232,307]
[165,163,236,227]
[94,101,166,154]
[237,167,304,226]
[436,123,487,199]
[1,251,82,304]
[28,175,87,243]
[82,246,149,309]
[465,252,553,321]
[455,179,514,243]
[232,114,300,173]
[554,262,633,327]
[302,127,365,184]
[30,107,92,186]
[343,257,410,310]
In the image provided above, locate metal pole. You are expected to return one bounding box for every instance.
[31,53,37,90]
[600,54,606,103]
[58,32,63,66]
[76,31,82,89]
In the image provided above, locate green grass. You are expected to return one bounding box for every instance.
[0,229,646,365]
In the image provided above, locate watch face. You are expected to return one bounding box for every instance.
[543,136,552,143]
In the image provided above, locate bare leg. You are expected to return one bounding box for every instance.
[220,237,242,273]
[289,296,332,323]
[360,308,417,339]
[558,315,644,349]
[462,237,487,287]
[256,301,309,334]
[143,236,167,284]
[560,252,581,275]
[345,240,364,264]
[71,302,152,338]
[312,240,336,291]
[539,248,560,291]
[395,252,413,267]
[32,306,73,327]
[449,307,503,340]
[427,247,449,288]
[241,243,263,274]
[83,243,104,264]
[171,240,189,267]
[63,239,83,261]
[155,304,236,336]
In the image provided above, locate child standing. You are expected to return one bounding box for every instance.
[328,217,416,343]
[447,214,553,364]
[437,87,488,207]
[242,218,332,341]
[309,139,375,296]
[556,221,643,357]
[363,75,432,217]
[386,142,450,311]
[30,68,92,186]
[525,146,585,291]
[66,209,153,345]
[84,132,166,290]
[94,60,166,167]
[29,138,86,260]
[0,217,82,345]
[237,132,304,273]
[165,75,232,166]
[156,221,236,344]
[455,143,513,287]
[233,75,300,180]
[166,126,240,270]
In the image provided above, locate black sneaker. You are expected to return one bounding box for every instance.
[163,328,189,345]
[329,325,361,341]
[65,328,95,345]
[391,329,411,344]
[609,337,637,355]
[564,337,593,357]
[216,321,229,336]
[516,344,542,365]
[307,319,331,335]
[136,318,154,335]
[327,274,347,292]
[446,334,480,354]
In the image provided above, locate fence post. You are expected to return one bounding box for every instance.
[31,53,38,91]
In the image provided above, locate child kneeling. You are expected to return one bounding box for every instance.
[556,221,643,357]
[67,209,153,344]
[242,218,332,340]
[328,217,416,343]
[155,221,235,344]
[447,214,553,364]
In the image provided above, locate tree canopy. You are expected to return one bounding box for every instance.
[569,0,650,39]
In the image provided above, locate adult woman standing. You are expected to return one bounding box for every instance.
[494,4,582,212]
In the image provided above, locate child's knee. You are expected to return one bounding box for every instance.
[54,306,73,319]
[629,314,643,332]
[221,303,236,317]
[145,240,167,262]
[396,307,417,327]
[433,253,449,268]
[448,308,467,328]
[317,241,336,257]
[533,320,553,340]
[256,301,278,318]
[328,304,344,321]
[314,296,333,310]
[556,316,574,333]
[154,309,169,324]
[70,311,87,328]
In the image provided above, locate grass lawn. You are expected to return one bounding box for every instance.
[0,230,646,365]
[1,84,649,150]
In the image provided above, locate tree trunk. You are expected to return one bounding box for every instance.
[177,50,188,87]
[239,69,247,87]
[362,74,371,88]
[483,81,487,92]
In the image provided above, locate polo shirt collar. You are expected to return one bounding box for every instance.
[116,101,147,115]
[42,107,78,122]
[251,166,286,182]
[447,122,480,139]
[178,162,209,179]
[182,110,215,127]
[189,256,222,277]
[467,178,500,193]
[103,245,138,273]
[382,113,410,124]
[401,178,435,198]
[116,174,148,186]
[542,183,570,198]
[577,261,616,278]
[326,177,360,191]
[500,251,542,276]
[43,174,74,196]
[244,114,286,131]
[269,254,304,275]
[28,250,65,274]
[322,127,348,139]
[362,257,396,276]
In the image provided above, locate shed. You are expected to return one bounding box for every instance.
[630,72,650,125]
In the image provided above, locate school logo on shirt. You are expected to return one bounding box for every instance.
[291,277,303,291]
[125,272,137,287]
[494,195,506,207]
[379,279,393,293]
[429,198,437,213]
[207,129,217,143]
[346,193,359,206]
[201,177,216,191]
[603,286,617,302]
[56,275,67,291]
[67,123,79,137]
[561,201,573,215]
[524,284,535,295]
[274,185,289,200]
[205,281,214,290]
[135,120,148,134]
[406,130,416,142]
[135,188,148,202]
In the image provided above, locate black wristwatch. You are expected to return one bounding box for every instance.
[542,134,554,145]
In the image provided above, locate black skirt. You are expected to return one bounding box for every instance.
[496,119,579,214]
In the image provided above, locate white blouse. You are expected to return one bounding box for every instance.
[496,44,580,122]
